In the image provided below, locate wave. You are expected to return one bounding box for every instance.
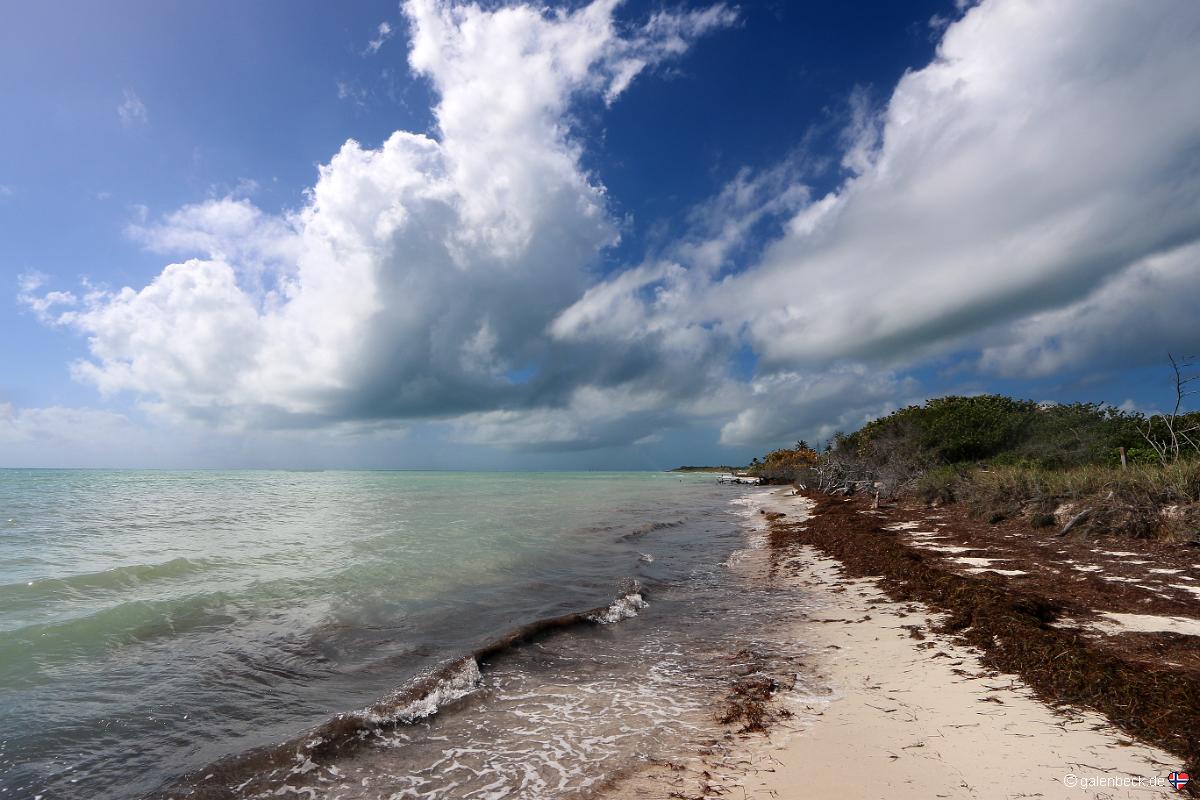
[619,518,686,540]
[360,657,483,726]
[0,556,221,611]
[0,590,238,684]
[149,582,650,799]
[588,587,648,624]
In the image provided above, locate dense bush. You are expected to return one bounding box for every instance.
[853,395,1037,464]
[748,441,819,484]
[838,396,1157,471]
[758,393,1200,539]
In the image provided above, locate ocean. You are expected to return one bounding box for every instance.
[0,470,814,799]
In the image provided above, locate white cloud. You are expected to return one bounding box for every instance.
[0,401,413,468]
[62,259,267,407]
[124,197,302,294]
[16,272,77,324]
[27,0,734,439]
[0,184,13,198]
[597,3,738,103]
[336,80,369,108]
[17,271,46,294]
[27,0,1200,457]
[365,21,395,55]
[117,89,148,127]
[564,0,1200,390]
[717,367,918,447]
[838,86,880,175]
[978,241,1200,378]
[450,383,698,450]
[0,403,172,469]
[550,156,810,346]
[714,0,1200,372]
[0,403,136,445]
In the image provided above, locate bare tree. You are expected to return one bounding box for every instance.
[1139,353,1199,464]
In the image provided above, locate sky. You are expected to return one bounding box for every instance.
[2,0,1199,469]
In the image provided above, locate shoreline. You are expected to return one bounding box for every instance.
[614,487,1194,799]
[151,588,654,799]
[128,479,810,800]
[6,471,758,800]
[17,475,1195,799]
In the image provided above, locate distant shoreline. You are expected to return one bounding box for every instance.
[669,465,743,473]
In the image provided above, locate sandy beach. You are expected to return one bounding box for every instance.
[618,488,1194,799]
[749,550,1181,796]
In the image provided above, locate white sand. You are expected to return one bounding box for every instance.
[702,490,1184,800]
[953,556,1004,568]
[915,544,977,553]
[1088,612,1200,637]
[735,549,1180,799]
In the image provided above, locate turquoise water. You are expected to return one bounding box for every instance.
[0,470,798,799]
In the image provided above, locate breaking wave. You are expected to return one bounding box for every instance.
[588,587,648,624]
[152,581,650,799]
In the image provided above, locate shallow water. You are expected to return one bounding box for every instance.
[0,471,813,799]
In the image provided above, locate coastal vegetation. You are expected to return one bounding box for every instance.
[750,358,1200,542]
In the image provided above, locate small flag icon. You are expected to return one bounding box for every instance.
[1168,771,1190,791]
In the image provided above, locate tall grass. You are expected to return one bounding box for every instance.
[917,461,1200,541]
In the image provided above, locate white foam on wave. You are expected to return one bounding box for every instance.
[362,658,483,726]
[727,489,780,549]
[291,544,826,800]
[588,591,648,624]
[346,634,727,799]
[726,489,812,570]
[727,489,779,514]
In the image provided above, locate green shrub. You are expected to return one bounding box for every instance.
[852,395,1037,464]
[785,390,1199,527]
[914,464,969,504]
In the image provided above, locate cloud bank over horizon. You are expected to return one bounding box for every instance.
[14,0,1200,465]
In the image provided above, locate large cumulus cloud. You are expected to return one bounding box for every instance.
[564,0,1200,384]
[29,0,736,436]
[23,0,1200,455]
[729,0,1200,370]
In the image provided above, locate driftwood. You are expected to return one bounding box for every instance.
[1058,507,1093,536]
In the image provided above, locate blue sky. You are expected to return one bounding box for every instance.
[2,0,1198,468]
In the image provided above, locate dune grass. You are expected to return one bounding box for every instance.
[917,461,1200,541]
